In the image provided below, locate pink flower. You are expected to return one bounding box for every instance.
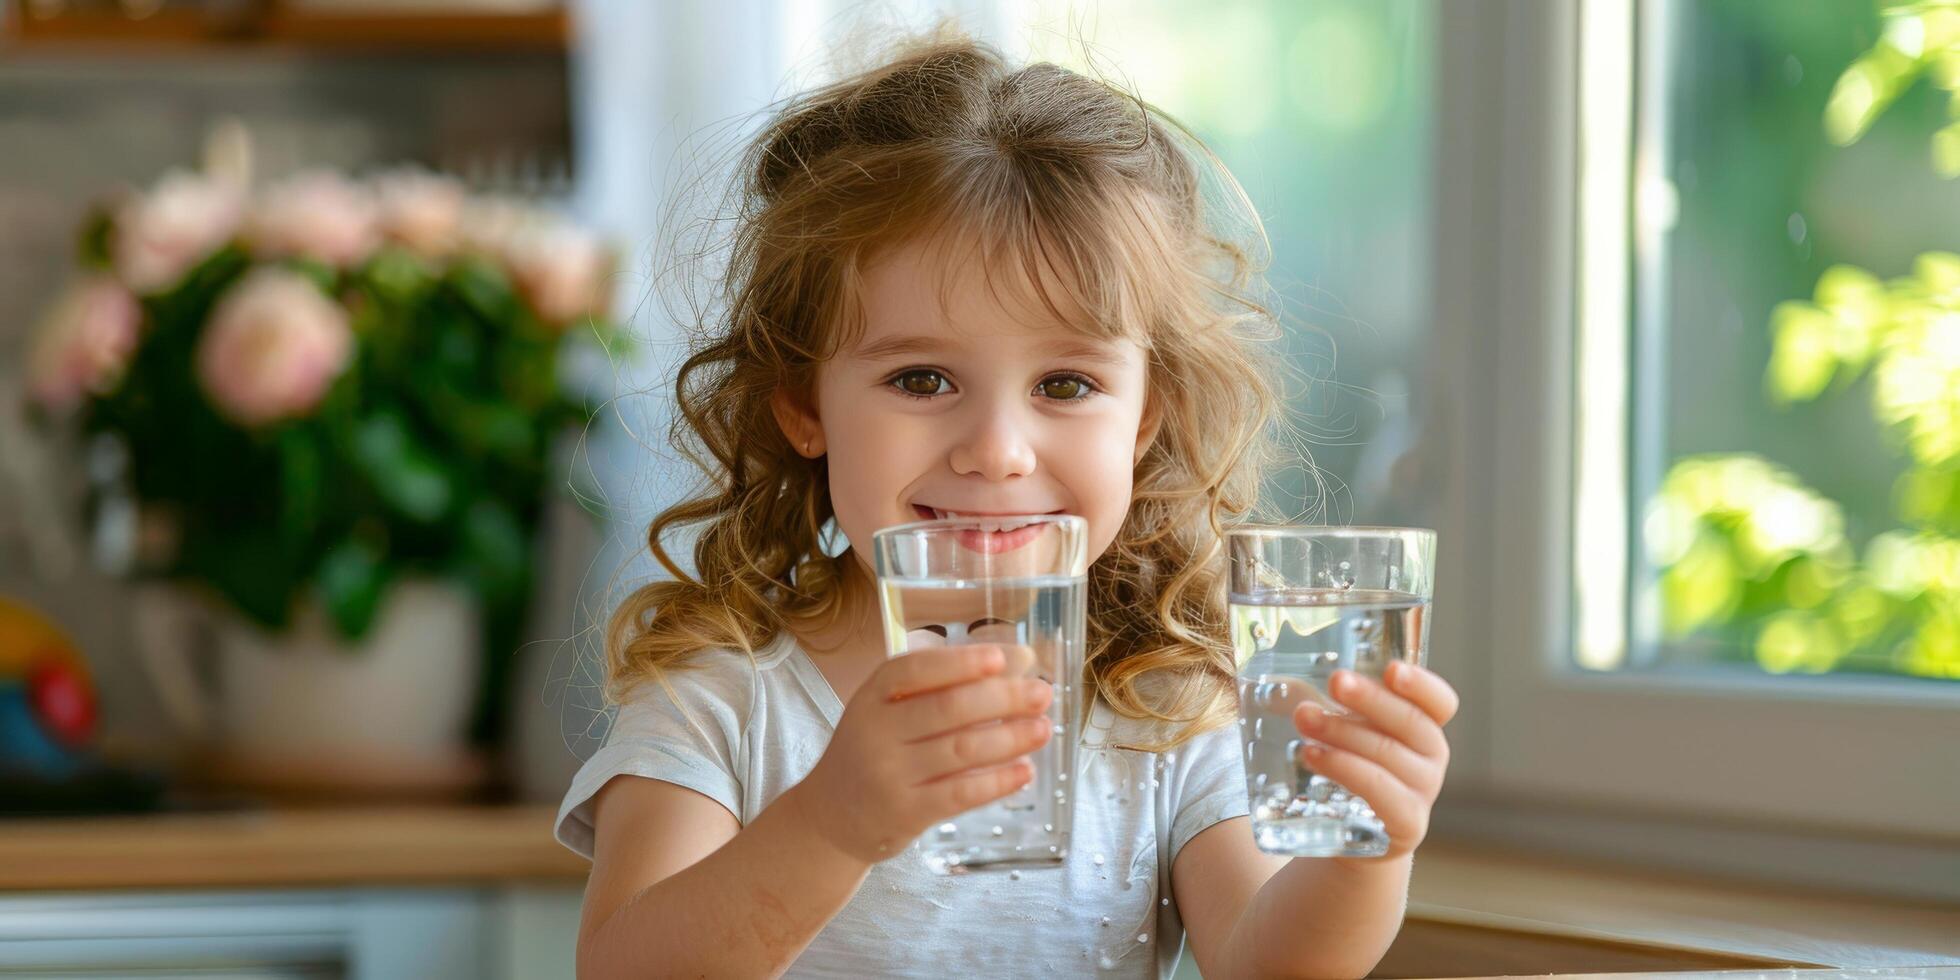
[457,195,535,264]
[26,278,143,412]
[373,168,466,258]
[196,268,353,426]
[111,171,244,294]
[249,170,381,268]
[505,220,613,328]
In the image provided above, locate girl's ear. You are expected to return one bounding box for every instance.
[1134,395,1163,464]
[772,386,827,458]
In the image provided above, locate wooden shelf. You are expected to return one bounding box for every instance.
[3,4,568,54]
[0,804,588,891]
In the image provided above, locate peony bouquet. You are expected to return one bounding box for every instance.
[23,165,616,651]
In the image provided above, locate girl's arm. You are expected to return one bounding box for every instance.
[576,644,1056,978]
[1175,661,1459,979]
[1174,823,1412,979]
[577,776,873,978]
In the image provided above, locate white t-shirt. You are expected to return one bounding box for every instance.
[554,630,1251,978]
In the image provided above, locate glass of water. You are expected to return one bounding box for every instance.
[1227,525,1436,858]
[872,513,1089,874]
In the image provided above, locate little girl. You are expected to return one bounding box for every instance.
[556,33,1458,979]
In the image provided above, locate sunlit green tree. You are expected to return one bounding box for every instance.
[1651,0,1960,679]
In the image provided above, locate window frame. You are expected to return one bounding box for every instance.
[1424,0,1960,900]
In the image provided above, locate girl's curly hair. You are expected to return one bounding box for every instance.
[607,30,1282,748]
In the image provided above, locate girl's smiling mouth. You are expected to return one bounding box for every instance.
[910,506,1067,554]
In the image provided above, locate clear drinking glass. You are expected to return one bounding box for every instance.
[872,513,1089,874]
[1227,525,1436,858]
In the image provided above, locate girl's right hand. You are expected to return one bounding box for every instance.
[787,644,1054,865]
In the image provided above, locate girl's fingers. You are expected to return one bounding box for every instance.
[1327,670,1450,760]
[1300,742,1422,834]
[1294,703,1439,797]
[997,643,1040,679]
[910,716,1052,783]
[1385,661,1460,727]
[877,645,1013,701]
[919,757,1036,816]
[894,674,1053,739]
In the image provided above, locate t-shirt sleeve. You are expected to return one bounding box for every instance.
[553,654,754,860]
[1167,719,1252,865]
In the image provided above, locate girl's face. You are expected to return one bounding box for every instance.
[776,237,1156,575]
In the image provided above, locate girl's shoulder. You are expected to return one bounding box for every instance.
[613,631,801,716]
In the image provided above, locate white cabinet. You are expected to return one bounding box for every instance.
[0,885,582,979]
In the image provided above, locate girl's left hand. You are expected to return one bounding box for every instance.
[1292,660,1459,861]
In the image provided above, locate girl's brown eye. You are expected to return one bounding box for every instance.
[1038,376,1088,400]
[895,371,947,396]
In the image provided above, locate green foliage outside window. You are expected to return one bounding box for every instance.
[1650,1,1960,679]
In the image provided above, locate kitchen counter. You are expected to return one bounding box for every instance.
[3,807,1955,980]
[0,804,586,892]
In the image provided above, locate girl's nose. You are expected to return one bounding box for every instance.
[948,403,1037,481]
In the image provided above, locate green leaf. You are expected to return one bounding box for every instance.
[1766,302,1841,403]
[352,411,454,523]
[448,256,519,323]
[361,246,437,305]
[316,538,392,640]
[77,204,114,269]
[278,426,326,549]
[456,499,528,603]
[178,525,296,632]
[283,257,338,292]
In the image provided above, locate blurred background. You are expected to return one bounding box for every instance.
[0,0,1953,977]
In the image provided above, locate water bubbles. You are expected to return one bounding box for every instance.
[1049,845,1060,854]
[1252,718,1263,740]
[1055,790,1067,802]
[1136,781,1147,792]
[1009,870,1022,881]
[990,825,1005,837]
[1098,953,1117,970]
[1163,752,1177,765]
[1057,772,1068,782]
[1093,853,1106,866]
[1099,915,1111,926]
[1053,724,1064,735]
[937,823,958,836]
[1161,898,1170,907]
[1137,934,1149,944]
[1043,822,1055,832]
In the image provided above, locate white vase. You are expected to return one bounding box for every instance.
[134,579,485,797]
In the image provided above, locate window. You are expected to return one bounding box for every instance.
[1015,0,1439,528]
[1456,0,1957,893]
[1621,0,1960,682]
